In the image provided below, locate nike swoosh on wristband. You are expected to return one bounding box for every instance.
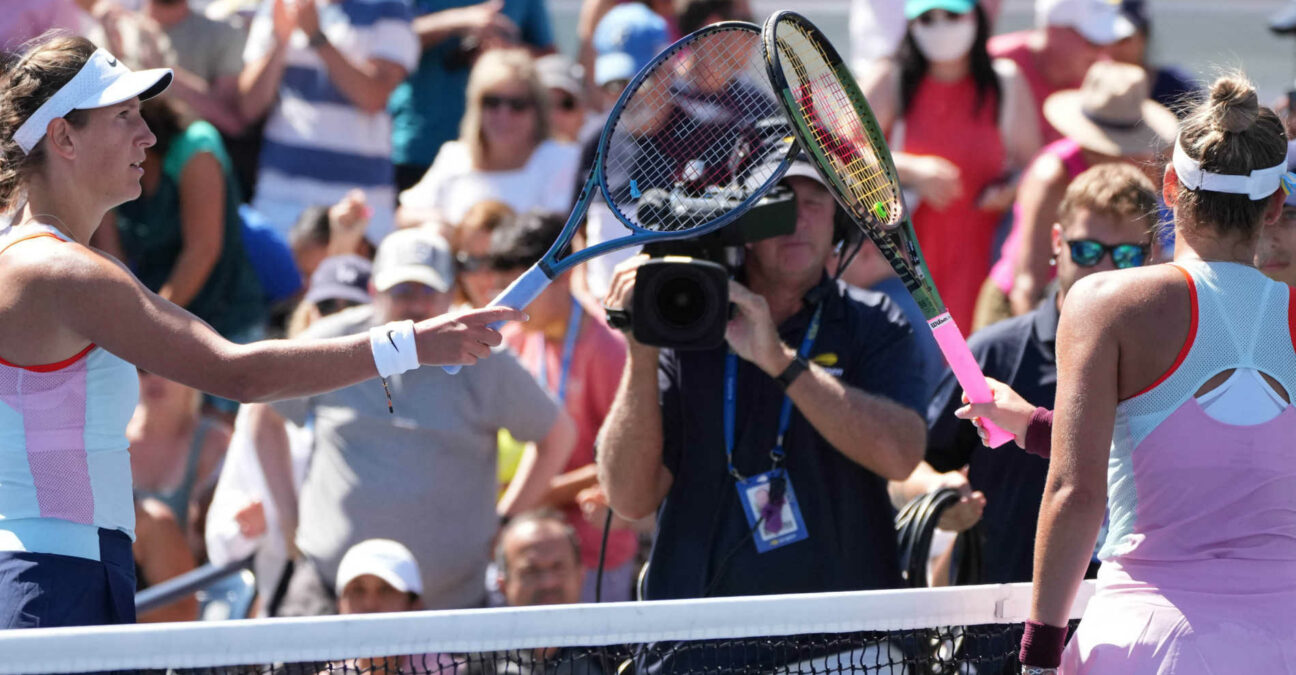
[387,330,399,352]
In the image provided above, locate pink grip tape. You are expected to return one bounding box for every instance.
[927,312,1014,448]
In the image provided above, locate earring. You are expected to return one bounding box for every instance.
[1049,256,1056,267]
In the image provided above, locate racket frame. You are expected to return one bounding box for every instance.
[762,10,1013,448]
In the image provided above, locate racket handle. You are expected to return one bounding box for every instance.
[443,264,554,375]
[927,313,1014,448]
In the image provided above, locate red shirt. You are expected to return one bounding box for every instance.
[502,299,637,570]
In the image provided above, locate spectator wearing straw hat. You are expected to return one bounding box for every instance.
[247,229,576,616]
[989,0,1137,143]
[978,60,1177,325]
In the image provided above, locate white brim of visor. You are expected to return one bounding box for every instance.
[1173,138,1289,201]
[13,48,173,154]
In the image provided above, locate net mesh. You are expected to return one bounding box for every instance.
[601,24,792,234]
[0,582,1094,675]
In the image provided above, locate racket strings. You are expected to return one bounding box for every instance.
[777,29,900,226]
[603,27,790,234]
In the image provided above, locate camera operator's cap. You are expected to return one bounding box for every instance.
[593,3,669,86]
[1037,0,1136,45]
[372,227,453,294]
[304,254,373,306]
[745,152,829,193]
[905,0,975,20]
[14,48,172,154]
[536,54,582,96]
[335,539,423,597]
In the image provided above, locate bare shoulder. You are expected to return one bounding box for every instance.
[1063,264,1186,325]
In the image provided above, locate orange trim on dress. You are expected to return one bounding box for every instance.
[0,232,63,258]
[0,230,95,371]
[1128,263,1198,400]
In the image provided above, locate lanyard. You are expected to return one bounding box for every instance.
[723,303,822,480]
[535,300,583,403]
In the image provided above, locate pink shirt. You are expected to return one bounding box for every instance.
[502,299,636,570]
[1,0,85,49]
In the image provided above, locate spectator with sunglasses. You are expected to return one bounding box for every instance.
[450,199,516,308]
[919,163,1158,590]
[396,48,580,232]
[536,54,587,144]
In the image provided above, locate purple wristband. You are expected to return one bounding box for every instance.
[1024,407,1053,459]
[1019,619,1067,668]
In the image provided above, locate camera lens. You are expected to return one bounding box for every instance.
[655,275,710,328]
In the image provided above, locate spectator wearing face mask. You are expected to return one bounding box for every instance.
[860,0,1041,330]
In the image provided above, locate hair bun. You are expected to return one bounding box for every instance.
[1208,76,1260,134]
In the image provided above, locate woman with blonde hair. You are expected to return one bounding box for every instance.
[1020,74,1296,674]
[0,35,520,629]
[397,48,579,231]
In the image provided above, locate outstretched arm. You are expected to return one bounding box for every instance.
[35,241,523,403]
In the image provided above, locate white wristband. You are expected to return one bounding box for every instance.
[369,320,419,379]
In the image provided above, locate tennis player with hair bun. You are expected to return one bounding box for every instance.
[1019,74,1296,674]
[0,35,522,629]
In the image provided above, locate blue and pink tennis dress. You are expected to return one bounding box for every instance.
[0,223,141,628]
[1063,260,1296,672]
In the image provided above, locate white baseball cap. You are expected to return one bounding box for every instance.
[1037,0,1137,45]
[14,48,172,154]
[335,539,423,597]
[371,227,454,294]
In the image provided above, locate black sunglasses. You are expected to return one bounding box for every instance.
[315,298,360,316]
[481,94,534,112]
[455,251,489,272]
[1066,239,1148,269]
[552,92,578,111]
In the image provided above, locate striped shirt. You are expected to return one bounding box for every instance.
[244,0,419,240]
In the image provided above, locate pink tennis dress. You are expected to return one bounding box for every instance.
[1062,261,1296,673]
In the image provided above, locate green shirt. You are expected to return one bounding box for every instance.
[116,120,265,337]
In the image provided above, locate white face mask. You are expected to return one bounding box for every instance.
[910,14,978,64]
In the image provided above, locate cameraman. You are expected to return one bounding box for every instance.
[598,159,927,601]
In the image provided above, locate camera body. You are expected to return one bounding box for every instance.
[626,184,798,350]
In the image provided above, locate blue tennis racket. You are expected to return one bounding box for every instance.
[445,21,794,373]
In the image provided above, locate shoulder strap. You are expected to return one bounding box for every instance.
[0,232,64,259]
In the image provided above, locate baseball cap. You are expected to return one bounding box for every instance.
[536,54,582,96]
[14,48,173,154]
[905,0,976,20]
[371,228,454,294]
[593,3,669,86]
[1037,0,1137,45]
[745,151,829,193]
[335,539,423,597]
[303,254,372,306]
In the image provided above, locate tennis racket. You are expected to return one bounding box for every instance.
[761,11,1013,447]
[445,21,794,373]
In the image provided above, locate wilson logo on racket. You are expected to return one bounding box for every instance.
[929,315,952,329]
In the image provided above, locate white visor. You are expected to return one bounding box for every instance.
[13,48,173,155]
[1173,137,1288,201]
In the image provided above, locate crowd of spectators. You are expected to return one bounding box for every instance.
[20,0,1286,652]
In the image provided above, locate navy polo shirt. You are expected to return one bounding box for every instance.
[644,275,926,601]
[926,287,1059,584]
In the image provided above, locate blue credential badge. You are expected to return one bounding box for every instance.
[736,468,808,553]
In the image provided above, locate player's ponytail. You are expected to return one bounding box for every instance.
[0,33,96,214]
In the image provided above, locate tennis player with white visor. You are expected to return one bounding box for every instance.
[1020,75,1296,674]
[0,36,523,629]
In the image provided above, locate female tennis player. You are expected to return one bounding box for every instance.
[1019,74,1296,674]
[0,35,522,629]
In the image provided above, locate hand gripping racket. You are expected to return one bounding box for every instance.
[445,21,794,373]
[761,11,1013,447]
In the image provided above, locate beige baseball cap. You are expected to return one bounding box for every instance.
[371,228,454,294]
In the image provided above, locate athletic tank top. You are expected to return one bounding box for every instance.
[988,139,1088,294]
[133,417,217,531]
[0,224,140,560]
[904,75,1006,330]
[1102,261,1296,575]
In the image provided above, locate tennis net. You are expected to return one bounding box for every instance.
[0,581,1093,675]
